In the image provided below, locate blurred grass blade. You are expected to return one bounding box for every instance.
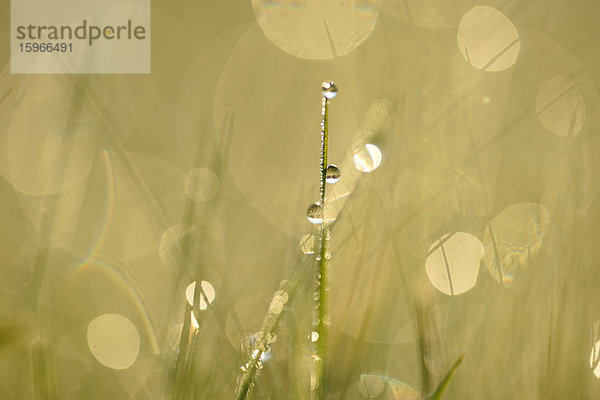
[426,355,463,400]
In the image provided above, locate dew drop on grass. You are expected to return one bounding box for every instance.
[306,203,324,224]
[325,164,341,184]
[311,331,319,342]
[322,81,338,99]
[268,290,289,315]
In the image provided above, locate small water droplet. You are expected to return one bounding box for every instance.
[325,164,341,184]
[306,203,324,224]
[311,331,320,342]
[266,333,277,344]
[322,81,338,99]
[268,290,288,315]
[325,252,331,260]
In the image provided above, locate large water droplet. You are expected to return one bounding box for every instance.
[306,203,324,224]
[325,164,341,184]
[322,81,338,99]
[353,144,382,172]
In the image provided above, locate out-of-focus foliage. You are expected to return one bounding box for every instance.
[1,0,600,399]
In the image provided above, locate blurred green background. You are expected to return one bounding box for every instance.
[1,0,600,398]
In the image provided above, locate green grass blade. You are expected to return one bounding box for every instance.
[427,355,463,400]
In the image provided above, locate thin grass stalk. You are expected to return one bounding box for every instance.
[314,225,330,399]
[27,76,90,400]
[426,355,463,400]
[171,115,237,399]
[237,82,338,399]
[313,83,335,399]
[235,262,306,400]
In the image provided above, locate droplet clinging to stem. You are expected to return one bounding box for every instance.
[325,164,341,184]
[322,81,338,99]
[306,203,325,225]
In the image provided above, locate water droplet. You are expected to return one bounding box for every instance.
[311,331,319,342]
[266,333,277,344]
[325,164,341,184]
[353,143,382,173]
[325,252,331,260]
[322,81,338,99]
[268,290,289,314]
[274,290,289,304]
[306,203,324,224]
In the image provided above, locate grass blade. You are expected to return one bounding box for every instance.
[426,355,463,400]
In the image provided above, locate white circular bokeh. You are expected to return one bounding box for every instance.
[87,314,140,369]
